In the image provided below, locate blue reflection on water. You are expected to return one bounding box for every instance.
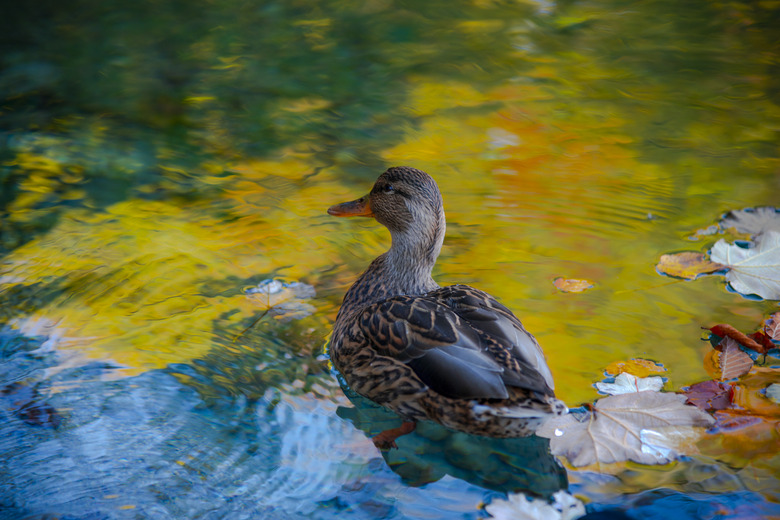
[0,330,500,519]
[2,330,779,519]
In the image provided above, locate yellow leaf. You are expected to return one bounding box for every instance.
[553,277,594,293]
[605,359,666,378]
[656,252,726,280]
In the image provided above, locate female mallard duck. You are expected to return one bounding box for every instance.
[328,166,567,449]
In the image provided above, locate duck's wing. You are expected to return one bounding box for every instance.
[357,286,554,400]
[432,284,555,392]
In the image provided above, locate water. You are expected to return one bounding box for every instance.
[1,0,779,518]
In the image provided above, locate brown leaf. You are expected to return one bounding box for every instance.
[552,277,594,293]
[706,324,764,353]
[748,331,775,354]
[656,252,726,280]
[536,391,714,467]
[710,410,763,432]
[719,338,754,380]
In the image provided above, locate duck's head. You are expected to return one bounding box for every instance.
[328,166,446,264]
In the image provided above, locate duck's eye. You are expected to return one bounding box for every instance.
[382,184,395,194]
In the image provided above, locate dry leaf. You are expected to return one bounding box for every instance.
[706,324,765,352]
[720,206,780,237]
[765,312,780,341]
[655,252,725,280]
[766,384,780,405]
[748,331,776,354]
[718,338,754,381]
[605,359,666,378]
[537,391,714,467]
[553,277,594,293]
[710,231,780,300]
[682,380,734,412]
[595,372,664,395]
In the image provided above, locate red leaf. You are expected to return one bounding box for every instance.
[706,324,764,353]
[682,380,734,412]
[748,331,774,354]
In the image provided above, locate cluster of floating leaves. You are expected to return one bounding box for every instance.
[537,307,779,470]
[657,206,780,300]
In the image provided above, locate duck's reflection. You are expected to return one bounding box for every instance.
[337,392,567,497]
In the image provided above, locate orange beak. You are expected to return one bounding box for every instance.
[327,194,374,218]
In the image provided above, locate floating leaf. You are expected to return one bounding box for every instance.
[552,277,594,293]
[764,312,780,341]
[705,324,765,353]
[655,252,726,280]
[718,338,754,381]
[484,490,585,520]
[537,391,714,467]
[766,384,780,405]
[710,231,780,300]
[595,372,664,395]
[604,359,666,378]
[681,380,734,412]
[720,206,780,237]
[748,331,776,354]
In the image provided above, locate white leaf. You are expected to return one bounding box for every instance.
[766,383,780,405]
[595,372,664,395]
[484,490,585,520]
[720,206,780,237]
[537,391,714,467]
[710,231,780,300]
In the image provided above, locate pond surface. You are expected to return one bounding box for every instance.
[1,0,779,518]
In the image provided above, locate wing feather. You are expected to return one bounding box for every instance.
[358,285,554,400]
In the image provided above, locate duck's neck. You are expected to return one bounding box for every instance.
[336,210,445,322]
[386,214,444,292]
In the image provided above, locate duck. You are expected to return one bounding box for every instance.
[328,166,567,449]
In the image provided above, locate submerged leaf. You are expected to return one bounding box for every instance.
[595,372,664,395]
[655,252,726,280]
[710,231,780,300]
[537,391,714,467]
[1,382,61,429]
[720,207,780,237]
[552,277,594,293]
[245,279,316,320]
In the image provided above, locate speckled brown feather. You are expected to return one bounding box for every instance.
[329,166,567,440]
